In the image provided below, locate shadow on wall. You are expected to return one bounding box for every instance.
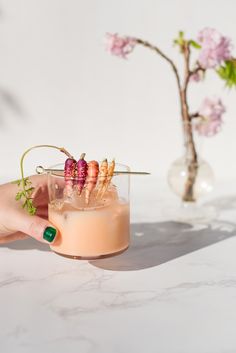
[0,7,25,125]
[0,87,25,126]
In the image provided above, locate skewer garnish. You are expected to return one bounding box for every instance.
[85,160,99,204]
[64,158,77,197]
[96,159,108,199]
[100,159,115,199]
[36,166,150,176]
[77,153,88,195]
[16,145,150,215]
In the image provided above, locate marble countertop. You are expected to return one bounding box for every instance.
[1,177,236,353]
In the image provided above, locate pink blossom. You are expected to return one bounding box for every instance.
[194,97,226,136]
[197,28,232,69]
[105,33,137,59]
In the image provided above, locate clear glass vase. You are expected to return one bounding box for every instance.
[168,156,214,199]
[167,121,216,224]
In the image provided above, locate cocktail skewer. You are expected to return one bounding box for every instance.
[36,165,150,176]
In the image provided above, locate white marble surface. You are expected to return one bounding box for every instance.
[1,177,236,353]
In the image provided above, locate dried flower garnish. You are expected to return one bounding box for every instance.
[85,160,99,204]
[77,153,88,195]
[96,159,108,199]
[100,159,115,198]
[64,158,77,198]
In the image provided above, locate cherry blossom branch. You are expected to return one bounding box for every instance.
[106,29,230,202]
[190,64,205,77]
[180,43,199,201]
[136,38,182,95]
[131,38,198,201]
[189,112,201,119]
[181,42,191,119]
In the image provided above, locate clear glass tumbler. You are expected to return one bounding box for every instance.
[48,163,130,259]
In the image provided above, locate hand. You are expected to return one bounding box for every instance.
[0,175,57,244]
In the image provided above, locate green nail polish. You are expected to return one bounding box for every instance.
[43,227,57,243]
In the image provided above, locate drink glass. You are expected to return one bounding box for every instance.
[48,163,130,259]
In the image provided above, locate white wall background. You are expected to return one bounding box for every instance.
[0,0,235,179]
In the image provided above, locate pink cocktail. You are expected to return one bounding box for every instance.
[48,163,130,259]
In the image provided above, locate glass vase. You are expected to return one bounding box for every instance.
[167,121,216,223]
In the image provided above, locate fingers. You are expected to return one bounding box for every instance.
[0,174,57,243]
[0,232,28,244]
[14,211,58,244]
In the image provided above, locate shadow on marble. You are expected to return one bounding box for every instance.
[90,220,236,271]
[1,220,236,272]
[0,237,50,252]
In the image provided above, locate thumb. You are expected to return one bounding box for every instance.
[16,213,58,244]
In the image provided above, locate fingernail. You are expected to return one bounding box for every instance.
[43,227,57,243]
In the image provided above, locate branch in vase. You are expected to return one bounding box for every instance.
[189,112,201,119]
[189,65,206,83]
[105,30,231,202]
[136,37,199,202]
[180,42,199,202]
[135,38,182,94]
[183,42,191,87]
[192,64,205,75]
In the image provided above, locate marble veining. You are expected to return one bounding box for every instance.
[1,178,236,353]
